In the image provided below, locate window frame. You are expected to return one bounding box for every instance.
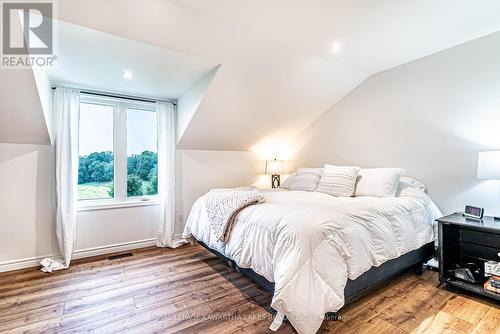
[77,94,160,211]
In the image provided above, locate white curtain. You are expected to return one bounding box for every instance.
[41,88,80,272]
[156,101,185,248]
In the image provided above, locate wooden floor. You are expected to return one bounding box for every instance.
[0,246,499,334]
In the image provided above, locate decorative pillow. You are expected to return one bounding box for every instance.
[289,168,323,192]
[354,168,406,197]
[279,173,296,189]
[316,164,360,197]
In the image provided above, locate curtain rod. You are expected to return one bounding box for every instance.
[51,86,177,105]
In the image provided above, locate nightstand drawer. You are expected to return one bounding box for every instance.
[461,229,500,249]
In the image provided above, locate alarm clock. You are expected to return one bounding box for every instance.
[464,205,484,219]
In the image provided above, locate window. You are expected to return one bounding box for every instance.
[126,108,158,197]
[78,103,114,200]
[77,95,158,205]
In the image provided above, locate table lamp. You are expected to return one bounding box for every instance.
[477,151,500,220]
[265,159,284,188]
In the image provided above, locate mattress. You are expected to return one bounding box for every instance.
[183,187,441,334]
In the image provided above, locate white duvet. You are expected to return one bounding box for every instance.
[182,187,441,334]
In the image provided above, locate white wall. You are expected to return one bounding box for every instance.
[0,143,162,270]
[176,149,267,229]
[75,206,159,251]
[291,31,500,216]
[0,144,264,270]
[0,144,58,264]
[0,70,51,145]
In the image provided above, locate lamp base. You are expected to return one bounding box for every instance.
[271,175,280,189]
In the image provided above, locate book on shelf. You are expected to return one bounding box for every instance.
[484,278,500,294]
[490,276,500,288]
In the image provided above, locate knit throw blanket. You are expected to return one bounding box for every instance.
[205,186,265,242]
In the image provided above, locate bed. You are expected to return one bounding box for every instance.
[182,186,441,334]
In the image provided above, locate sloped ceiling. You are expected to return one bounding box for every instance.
[49,20,219,100]
[55,0,500,155]
[174,0,500,74]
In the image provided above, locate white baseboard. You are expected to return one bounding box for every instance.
[72,238,157,260]
[0,255,52,273]
[0,238,158,273]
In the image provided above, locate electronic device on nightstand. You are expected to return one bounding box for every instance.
[463,205,484,220]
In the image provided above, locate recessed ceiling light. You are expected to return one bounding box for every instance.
[331,42,342,54]
[122,70,134,80]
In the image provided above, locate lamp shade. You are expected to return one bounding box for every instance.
[477,151,500,179]
[265,159,284,175]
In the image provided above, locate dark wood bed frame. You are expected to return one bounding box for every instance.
[198,240,435,320]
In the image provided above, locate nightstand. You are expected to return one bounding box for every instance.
[437,213,500,301]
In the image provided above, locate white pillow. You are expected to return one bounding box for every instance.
[279,173,296,189]
[396,176,426,196]
[317,164,360,197]
[399,176,426,191]
[289,168,323,192]
[354,168,406,197]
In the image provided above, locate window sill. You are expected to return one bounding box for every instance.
[77,199,160,212]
